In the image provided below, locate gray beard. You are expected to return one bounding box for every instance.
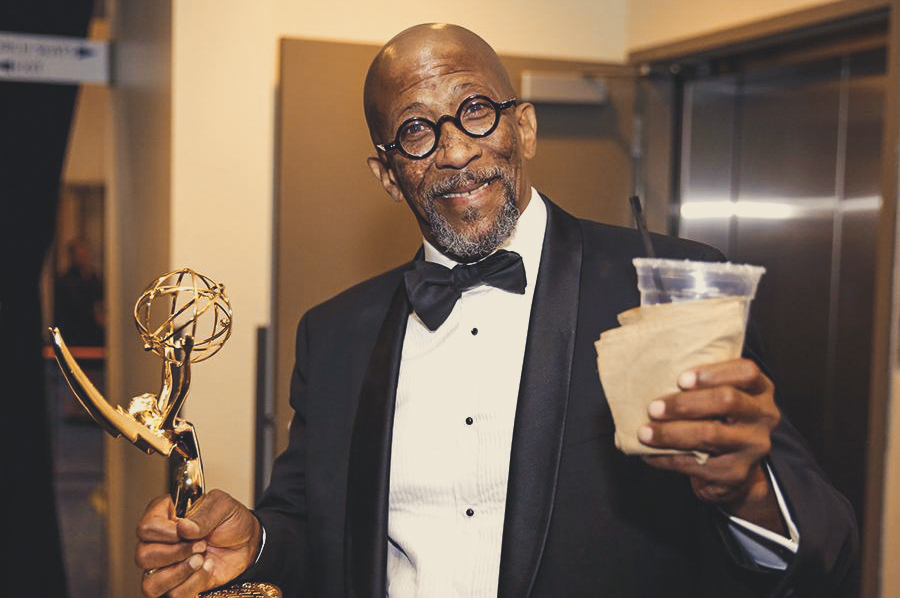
[423,169,520,261]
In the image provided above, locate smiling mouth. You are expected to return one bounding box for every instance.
[427,167,506,204]
[441,180,491,199]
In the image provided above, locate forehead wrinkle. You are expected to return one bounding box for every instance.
[396,64,474,95]
[391,78,492,124]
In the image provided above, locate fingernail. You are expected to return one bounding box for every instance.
[192,541,207,554]
[189,554,204,570]
[638,425,653,443]
[648,400,665,418]
[203,558,214,573]
[678,370,697,389]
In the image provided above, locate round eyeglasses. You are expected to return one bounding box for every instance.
[376,95,518,160]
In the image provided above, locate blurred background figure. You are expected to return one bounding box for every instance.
[55,238,105,347]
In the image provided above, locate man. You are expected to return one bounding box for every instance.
[136,23,858,598]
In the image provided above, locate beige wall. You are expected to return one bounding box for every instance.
[274,0,628,61]
[627,0,836,51]
[169,0,278,508]
[64,86,107,183]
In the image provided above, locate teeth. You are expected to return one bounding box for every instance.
[443,181,488,198]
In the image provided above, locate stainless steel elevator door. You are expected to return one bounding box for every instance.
[677,48,885,522]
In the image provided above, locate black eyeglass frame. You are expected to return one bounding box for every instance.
[376,94,518,160]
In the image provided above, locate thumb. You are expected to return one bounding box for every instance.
[176,489,235,540]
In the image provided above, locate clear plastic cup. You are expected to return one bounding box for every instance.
[632,258,765,309]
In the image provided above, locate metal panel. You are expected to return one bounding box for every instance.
[734,59,842,461]
[829,52,884,515]
[679,75,738,253]
[676,48,885,525]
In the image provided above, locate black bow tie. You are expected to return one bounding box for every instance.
[404,249,527,331]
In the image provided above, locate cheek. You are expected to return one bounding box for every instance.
[490,125,521,164]
[391,157,423,186]
[392,161,432,202]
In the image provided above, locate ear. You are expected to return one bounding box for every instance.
[367,155,405,203]
[515,102,538,160]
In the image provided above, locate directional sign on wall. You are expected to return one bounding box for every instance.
[0,31,108,85]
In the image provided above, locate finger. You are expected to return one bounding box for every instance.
[643,453,717,481]
[644,451,748,481]
[644,454,761,505]
[141,554,208,598]
[177,489,239,541]
[639,419,768,455]
[135,539,207,571]
[165,558,217,598]
[136,495,179,543]
[679,359,772,395]
[649,386,769,423]
[644,453,770,510]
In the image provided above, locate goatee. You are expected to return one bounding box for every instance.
[424,167,520,262]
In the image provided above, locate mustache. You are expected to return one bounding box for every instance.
[426,167,505,201]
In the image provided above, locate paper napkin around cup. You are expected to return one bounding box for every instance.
[594,297,747,462]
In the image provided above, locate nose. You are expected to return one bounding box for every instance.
[432,120,481,169]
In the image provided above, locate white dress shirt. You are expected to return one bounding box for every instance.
[388,191,546,598]
[385,189,797,597]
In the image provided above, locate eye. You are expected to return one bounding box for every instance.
[462,98,493,121]
[399,119,432,141]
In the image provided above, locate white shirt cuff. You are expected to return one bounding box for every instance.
[724,462,799,570]
[253,524,267,565]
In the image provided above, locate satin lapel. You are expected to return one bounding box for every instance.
[344,281,411,598]
[497,198,582,598]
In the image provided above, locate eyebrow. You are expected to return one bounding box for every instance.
[393,101,430,123]
[392,83,492,124]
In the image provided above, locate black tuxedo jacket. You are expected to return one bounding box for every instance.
[247,197,858,597]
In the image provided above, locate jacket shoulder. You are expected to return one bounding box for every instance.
[577,218,725,263]
[541,194,724,262]
[301,261,409,330]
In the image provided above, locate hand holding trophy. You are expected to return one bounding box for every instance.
[50,268,281,598]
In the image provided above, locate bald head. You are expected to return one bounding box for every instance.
[362,23,537,262]
[363,24,516,144]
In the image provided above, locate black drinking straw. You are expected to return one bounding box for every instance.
[629,195,671,302]
[629,195,655,258]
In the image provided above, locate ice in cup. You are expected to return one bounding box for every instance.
[632,258,766,314]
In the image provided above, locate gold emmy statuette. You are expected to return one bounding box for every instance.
[50,268,281,598]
